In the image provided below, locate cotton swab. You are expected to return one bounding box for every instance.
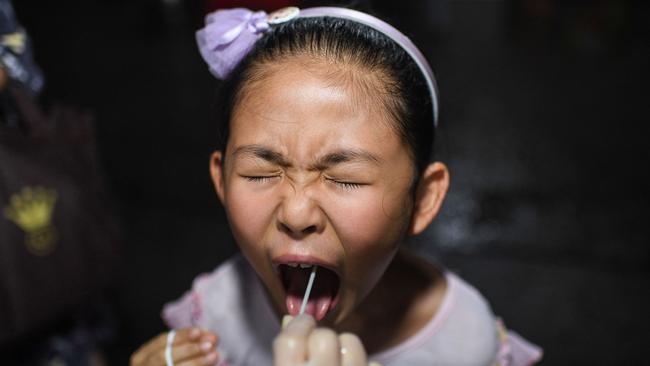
[299,266,318,315]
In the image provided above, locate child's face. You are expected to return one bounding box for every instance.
[211,58,419,324]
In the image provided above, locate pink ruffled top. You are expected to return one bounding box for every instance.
[163,255,542,366]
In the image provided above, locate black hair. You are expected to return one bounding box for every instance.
[216,15,435,175]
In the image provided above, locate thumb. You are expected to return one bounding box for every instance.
[282,315,294,330]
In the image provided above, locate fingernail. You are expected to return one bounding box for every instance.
[190,328,201,338]
[200,341,213,351]
[282,315,294,329]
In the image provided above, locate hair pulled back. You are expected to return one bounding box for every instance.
[216,15,435,174]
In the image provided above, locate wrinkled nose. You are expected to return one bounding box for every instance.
[277,190,324,238]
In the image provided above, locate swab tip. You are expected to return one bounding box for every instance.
[298,265,318,315]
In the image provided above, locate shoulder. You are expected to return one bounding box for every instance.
[161,255,251,329]
[435,273,543,366]
[434,272,502,364]
[447,272,498,334]
[372,270,502,366]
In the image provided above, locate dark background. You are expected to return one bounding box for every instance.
[9,0,650,364]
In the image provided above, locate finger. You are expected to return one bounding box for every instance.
[174,328,204,344]
[199,331,219,346]
[172,341,217,363]
[176,351,219,366]
[368,362,382,366]
[339,333,367,366]
[282,315,294,329]
[131,332,175,365]
[273,314,317,366]
[308,328,340,366]
[142,328,203,356]
[136,329,203,365]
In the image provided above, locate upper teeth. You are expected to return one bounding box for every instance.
[287,263,313,268]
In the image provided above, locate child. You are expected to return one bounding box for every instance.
[131,6,542,366]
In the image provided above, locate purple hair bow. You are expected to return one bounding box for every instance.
[196,6,439,125]
[196,8,270,80]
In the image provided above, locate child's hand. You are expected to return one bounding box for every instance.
[130,327,219,366]
[274,315,381,366]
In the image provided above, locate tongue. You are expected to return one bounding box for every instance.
[285,266,336,321]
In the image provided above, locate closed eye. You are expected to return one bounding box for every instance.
[242,175,280,183]
[326,178,365,191]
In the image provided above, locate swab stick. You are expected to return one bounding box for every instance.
[299,266,318,315]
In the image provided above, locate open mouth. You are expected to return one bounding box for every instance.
[277,263,341,321]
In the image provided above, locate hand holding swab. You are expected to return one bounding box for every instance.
[279,267,383,365]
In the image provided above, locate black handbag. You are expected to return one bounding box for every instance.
[0,83,122,348]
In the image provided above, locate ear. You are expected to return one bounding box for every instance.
[209,151,226,204]
[409,162,450,235]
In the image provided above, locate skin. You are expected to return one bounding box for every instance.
[210,56,450,354]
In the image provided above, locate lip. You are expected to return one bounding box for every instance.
[272,254,341,276]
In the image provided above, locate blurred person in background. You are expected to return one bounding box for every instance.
[0,0,122,364]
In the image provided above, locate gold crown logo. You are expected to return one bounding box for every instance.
[1,31,26,54]
[4,186,58,256]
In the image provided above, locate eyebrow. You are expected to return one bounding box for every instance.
[233,145,291,167]
[232,144,381,169]
[313,149,382,169]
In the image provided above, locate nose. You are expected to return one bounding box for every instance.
[277,189,325,238]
